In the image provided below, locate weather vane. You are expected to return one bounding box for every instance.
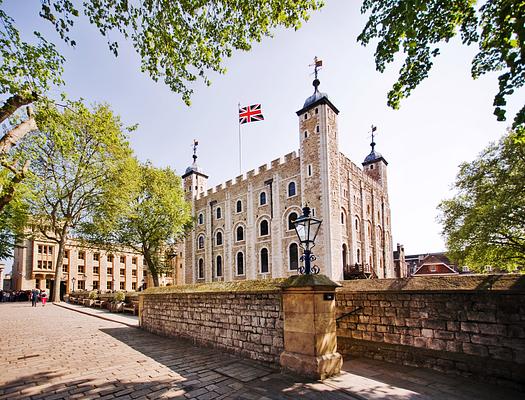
[309,56,323,80]
[192,139,199,162]
[370,125,377,151]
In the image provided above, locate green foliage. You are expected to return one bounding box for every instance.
[37,0,323,105]
[94,162,192,286]
[438,129,525,271]
[358,0,525,128]
[0,197,27,259]
[0,1,64,101]
[114,291,125,302]
[88,290,98,299]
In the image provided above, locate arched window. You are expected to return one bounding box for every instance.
[216,255,222,277]
[236,252,244,275]
[288,212,298,230]
[216,207,222,219]
[216,231,223,246]
[260,220,269,236]
[198,258,204,279]
[355,217,359,231]
[260,192,267,205]
[236,226,244,241]
[236,200,242,213]
[260,248,269,273]
[368,222,372,240]
[289,243,299,270]
[198,235,204,249]
[341,212,345,224]
[288,182,296,197]
[198,213,203,224]
[342,244,348,268]
[357,248,361,263]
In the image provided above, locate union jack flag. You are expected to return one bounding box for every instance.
[239,104,264,124]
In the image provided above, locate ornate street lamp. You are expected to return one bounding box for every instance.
[292,205,322,275]
[71,277,76,293]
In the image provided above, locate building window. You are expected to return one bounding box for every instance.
[216,255,222,277]
[304,131,308,139]
[107,254,114,262]
[216,231,223,246]
[236,200,242,213]
[93,253,100,262]
[143,270,147,277]
[77,280,85,290]
[120,268,125,276]
[78,251,85,260]
[132,269,137,276]
[64,250,69,259]
[93,281,99,290]
[370,164,374,170]
[107,267,113,275]
[62,264,68,273]
[260,220,269,236]
[304,113,307,120]
[341,212,345,225]
[198,213,204,224]
[107,281,112,290]
[198,235,205,249]
[289,243,299,270]
[236,226,244,241]
[132,282,137,290]
[260,248,269,274]
[430,265,437,272]
[355,218,359,231]
[120,256,126,264]
[236,252,244,276]
[120,282,125,290]
[357,248,361,263]
[288,212,298,230]
[315,107,318,114]
[38,245,42,254]
[260,192,267,205]
[132,257,137,265]
[316,125,320,133]
[307,165,312,177]
[198,258,204,279]
[288,182,296,197]
[216,207,222,219]
[342,244,348,268]
[93,266,99,274]
[78,265,85,274]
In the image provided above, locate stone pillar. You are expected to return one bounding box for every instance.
[138,294,144,327]
[280,275,342,380]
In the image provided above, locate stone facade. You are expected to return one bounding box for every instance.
[140,290,284,364]
[182,80,394,284]
[336,275,525,390]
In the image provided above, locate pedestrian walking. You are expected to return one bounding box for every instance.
[31,288,39,307]
[40,290,47,306]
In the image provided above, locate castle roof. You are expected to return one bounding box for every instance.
[296,78,339,116]
[362,141,388,166]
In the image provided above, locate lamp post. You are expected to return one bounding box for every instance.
[292,205,322,275]
[141,278,145,291]
[71,277,76,293]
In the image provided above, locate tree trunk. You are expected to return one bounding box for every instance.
[143,249,160,287]
[0,106,38,154]
[52,235,67,303]
[0,93,37,124]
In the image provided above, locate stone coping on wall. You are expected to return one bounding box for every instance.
[338,274,525,292]
[142,278,287,295]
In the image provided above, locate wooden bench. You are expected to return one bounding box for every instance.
[93,299,107,308]
[69,297,77,304]
[122,301,139,316]
[82,298,91,306]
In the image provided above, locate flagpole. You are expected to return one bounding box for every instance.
[238,102,242,175]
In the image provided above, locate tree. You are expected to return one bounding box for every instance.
[358,0,525,128]
[36,0,323,105]
[20,100,135,302]
[0,3,64,211]
[438,129,525,271]
[93,163,192,287]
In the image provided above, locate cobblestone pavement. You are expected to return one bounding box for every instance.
[0,303,356,400]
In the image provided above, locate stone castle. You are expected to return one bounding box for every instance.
[182,75,394,283]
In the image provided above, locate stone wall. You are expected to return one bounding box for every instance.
[336,275,525,390]
[140,288,284,364]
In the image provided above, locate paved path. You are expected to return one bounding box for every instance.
[55,302,139,327]
[0,302,355,400]
[0,302,522,400]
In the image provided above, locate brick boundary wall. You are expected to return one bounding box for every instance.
[336,275,525,391]
[140,291,284,364]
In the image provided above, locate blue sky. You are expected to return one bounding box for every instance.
[3,1,522,270]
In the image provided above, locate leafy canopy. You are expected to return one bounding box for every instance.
[438,128,525,271]
[358,0,525,128]
[38,0,323,105]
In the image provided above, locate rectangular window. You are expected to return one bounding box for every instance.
[132,270,137,276]
[132,257,137,265]
[107,267,113,275]
[93,253,100,261]
[78,251,85,260]
[131,282,137,290]
[78,265,85,273]
[93,281,99,290]
[430,265,437,272]
[166,272,172,278]
[38,245,43,254]
[143,270,148,277]
[120,256,125,264]
[120,282,125,290]
[64,249,69,259]
[107,281,112,290]
[37,260,42,269]
[46,261,53,269]
[120,268,125,276]
[93,266,99,274]
[77,280,85,290]
[107,254,114,262]
[62,264,68,273]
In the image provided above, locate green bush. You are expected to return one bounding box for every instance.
[114,291,125,302]
[88,290,98,300]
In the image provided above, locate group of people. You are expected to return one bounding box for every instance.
[30,288,47,307]
[0,289,48,305]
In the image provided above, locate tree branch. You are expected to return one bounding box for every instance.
[0,106,38,155]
